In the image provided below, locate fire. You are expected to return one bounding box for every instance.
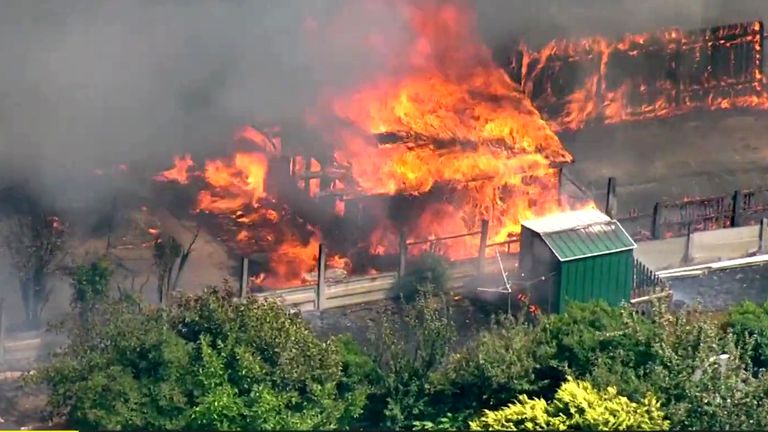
[153,0,582,288]
[154,154,194,184]
[509,20,767,131]
[197,152,269,213]
[311,0,571,258]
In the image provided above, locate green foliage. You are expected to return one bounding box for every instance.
[70,257,113,325]
[395,252,449,303]
[36,287,367,430]
[365,284,455,428]
[429,316,560,418]
[725,300,768,372]
[469,378,669,431]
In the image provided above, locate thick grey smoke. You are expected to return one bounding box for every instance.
[2,0,767,209]
[475,0,768,48]
[0,0,410,209]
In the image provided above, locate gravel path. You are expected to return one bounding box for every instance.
[668,263,768,310]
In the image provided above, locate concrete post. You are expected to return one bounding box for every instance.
[605,177,617,219]
[315,243,327,311]
[239,257,249,299]
[477,220,490,275]
[398,229,408,279]
[683,222,695,264]
[759,218,768,254]
[732,190,744,228]
[651,202,662,240]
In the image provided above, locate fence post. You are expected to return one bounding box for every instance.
[398,229,408,279]
[759,218,767,254]
[316,243,327,311]
[732,189,744,227]
[605,177,617,219]
[239,257,249,300]
[0,298,5,365]
[683,222,695,264]
[651,202,662,240]
[477,220,490,275]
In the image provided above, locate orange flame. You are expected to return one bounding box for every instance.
[512,21,767,131]
[154,154,195,184]
[154,0,586,287]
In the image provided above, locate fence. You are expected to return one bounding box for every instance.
[630,258,673,314]
[506,20,765,125]
[602,176,768,242]
[240,219,521,311]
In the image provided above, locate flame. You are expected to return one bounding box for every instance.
[510,21,767,131]
[196,152,268,213]
[310,0,571,259]
[153,0,585,287]
[154,154,195,184]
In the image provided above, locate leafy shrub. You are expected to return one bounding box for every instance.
[395,252,449,303]
[37,287,367,430]
[70,257,113,325]
[429,316,559,418]
[724,301,768,372]
[364,284,455,428]
[469,378,669,431]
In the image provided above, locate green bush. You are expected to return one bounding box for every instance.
[395,252,449,303]
[724,301,768,372]
[429,316,559,418]
[469,377,669,431]
[36,287,368,430]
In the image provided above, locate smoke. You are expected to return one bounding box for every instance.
[475,0,768,49]
[0,0,412,210]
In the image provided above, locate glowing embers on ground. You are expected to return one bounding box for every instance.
[509,20,768,131]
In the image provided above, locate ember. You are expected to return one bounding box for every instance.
[153,0,581,289]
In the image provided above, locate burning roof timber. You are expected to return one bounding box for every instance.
[504,20,766,131]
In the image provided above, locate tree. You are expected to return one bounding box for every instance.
[3,209,67,327]
[468,378,669,431]
[35,287,367,430]
[70,257,112,326]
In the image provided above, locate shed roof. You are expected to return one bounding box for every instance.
[522,208,637,261]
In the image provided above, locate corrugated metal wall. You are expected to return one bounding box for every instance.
[557,250,634,312]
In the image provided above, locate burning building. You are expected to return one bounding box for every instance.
[152,5,768,292]
[153,1,579,290]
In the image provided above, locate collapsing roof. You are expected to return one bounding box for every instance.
[522,208,637,261]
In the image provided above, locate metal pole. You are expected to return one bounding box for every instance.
[398,229,408,279]
[477,220,489,275]
[605,177,617,219]
[239,257,249,299]
[759,218,767,254]
[316,243,327,311]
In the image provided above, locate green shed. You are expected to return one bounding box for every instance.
[519,208,637,314]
